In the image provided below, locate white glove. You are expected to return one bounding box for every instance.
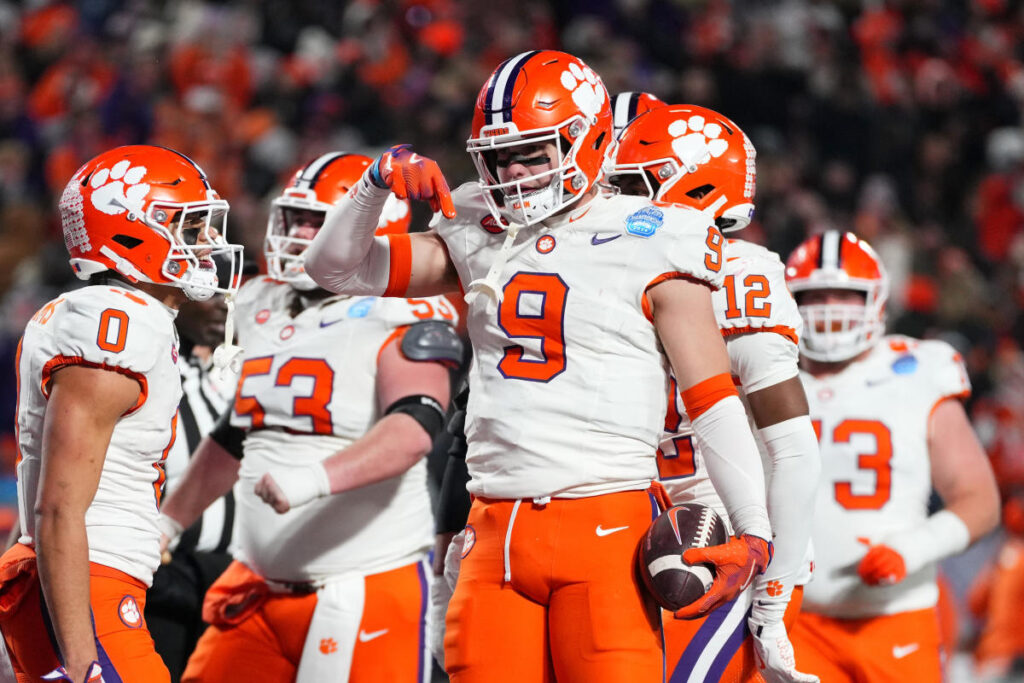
[254,463,331,513]
[750,620,818,683]
[428,531,465,669]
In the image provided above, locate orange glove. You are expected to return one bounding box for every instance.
[675,534,772,619]
[369,144,456,218]
[857,544,907,586]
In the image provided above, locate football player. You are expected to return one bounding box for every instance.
[785,231,999,682]
[157,151,461,682]
[607,104,821,683]
[304,50,773,682]
[0,145,241,683]
[610,91,666,139]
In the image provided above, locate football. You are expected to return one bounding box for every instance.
[637,503,727,613]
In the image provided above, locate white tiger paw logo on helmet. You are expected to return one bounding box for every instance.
[560,63,606,119]
[667,116,730,172]
[90,160,150,216]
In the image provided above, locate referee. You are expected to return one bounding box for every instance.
[146,292,239,682]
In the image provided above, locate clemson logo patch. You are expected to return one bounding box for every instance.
[461,525,476,559]
[280,325,295,340]
[255,309,271,324]
[535,235,556,254]
[118,595,142,628]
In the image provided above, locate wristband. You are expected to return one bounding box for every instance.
[270,463,332,509]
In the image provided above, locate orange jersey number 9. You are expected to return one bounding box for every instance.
[497,272,569,382]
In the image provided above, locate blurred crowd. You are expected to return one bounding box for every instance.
[0,0,1023,671]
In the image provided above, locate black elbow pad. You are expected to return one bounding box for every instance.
[209,407,245,460]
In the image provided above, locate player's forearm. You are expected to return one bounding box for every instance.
[34,508,98,675]
[944,487,1000,544]
[759,415,819,584]
[323,413,432,493]
[305,174,393,295]
[690,393,771,540]
[161,436,240,530]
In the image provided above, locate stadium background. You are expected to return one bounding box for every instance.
[0,0,1022,679]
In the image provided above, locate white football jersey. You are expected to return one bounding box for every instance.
[658,239,802,529]
[433,184,725,499]
[16,283,181,585]
[800,335,970,617]
[230,277,458,582]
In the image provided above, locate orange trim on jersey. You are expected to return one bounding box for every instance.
[641,272,718,322]
[679,373,739,421]
[153,410,176,506]
[384,233,413,297]
[40,355,149,416]
[377,325,410,365]
[928,391,971,427]
[13,337,24,466]
[107,288,149,306]
[720,324,800,346]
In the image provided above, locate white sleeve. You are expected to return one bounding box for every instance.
[691,395,771,540]
[753,415,820,611]
[728,332,800,394]
[304,173,393,296]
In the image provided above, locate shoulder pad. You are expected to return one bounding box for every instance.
[401,320,464,366]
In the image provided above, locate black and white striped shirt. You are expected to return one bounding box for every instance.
[164,352,237,554]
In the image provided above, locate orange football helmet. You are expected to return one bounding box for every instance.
[611,91,666,139]
[58,145,242,301]
[608,104,756,231]
[266,152,411,289]
[466,50,613,225]
[785,231,889,362]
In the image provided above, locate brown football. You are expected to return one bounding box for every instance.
[637,503,727,612]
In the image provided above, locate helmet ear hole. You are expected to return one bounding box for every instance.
[112,235,143,249]
[686,184,715,199]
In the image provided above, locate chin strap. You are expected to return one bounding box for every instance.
[464,222,521,314]
[213,293,244,378]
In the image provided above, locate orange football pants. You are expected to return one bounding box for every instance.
[790,607,941,683]
[0,543,169,683]
[182,559,429,683]
[443,489,664,683]
[969,538,1024,670]
[664,584,803,683]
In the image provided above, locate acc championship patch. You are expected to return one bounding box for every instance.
[347,298,374,318]
[891,355,918,374]
[625,206,664,237]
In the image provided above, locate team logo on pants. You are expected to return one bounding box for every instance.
[461,525,477,559]
[118,595,142,628]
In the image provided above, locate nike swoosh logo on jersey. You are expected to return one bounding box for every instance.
[865,376,891,387]
[892,643,919,659]
[595,525,629,536]
[358,628,389,642]
[591,234,621,246]
[320,317,345,328]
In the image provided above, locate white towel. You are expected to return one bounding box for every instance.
[295,573,365,683]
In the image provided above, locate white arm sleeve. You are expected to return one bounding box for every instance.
[885,509,970,575]
[304,173,393,295]
[691,395,772,540]
[751,415,820,624]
